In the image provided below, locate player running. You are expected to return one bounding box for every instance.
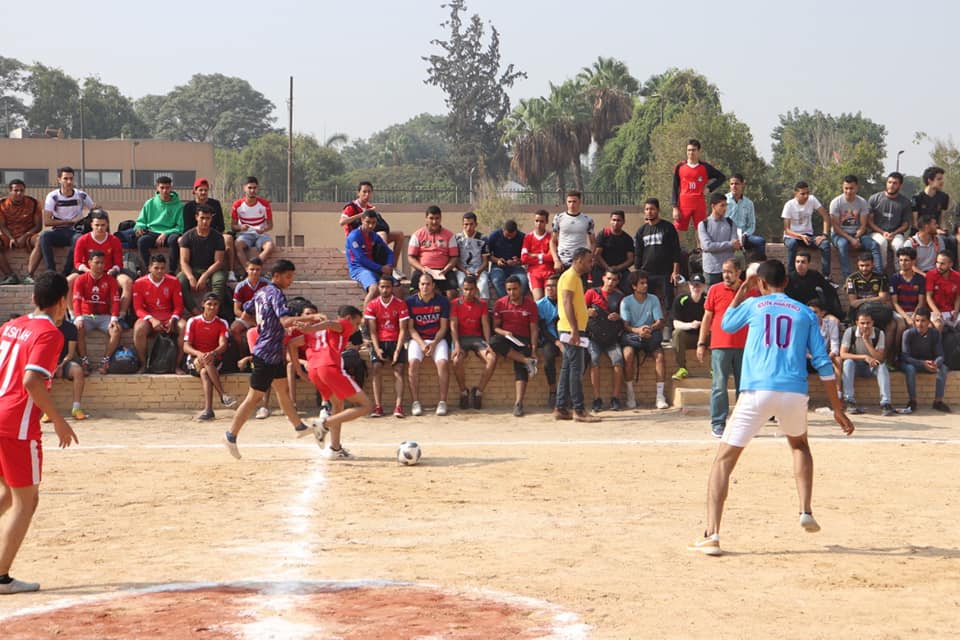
[689,259,854,556]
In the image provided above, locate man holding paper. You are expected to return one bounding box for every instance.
[408,205,459,298]
[554,247,598,423]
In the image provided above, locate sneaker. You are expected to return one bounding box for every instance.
[553,408,572,421]
[592,397,603,413]
[318,404,331,420]
[625,385,637,409]
[227,270,238,284]
[525,358,538,378]
[656,394,669,410]
[196,409,215,421]
[312,417,329,448]
[880,403,896,417]
[255,406,270,419]
[393,405,405,418]
[610,397,622,412]
[844,399,864,415]
[370,404,384,418]
[40,413,52,423]
[933,400,952,413]
[513,403,524,417]
[393,268,407,280]
[294,422,312,438]
[711,424,724,438]
[220,394,237,409]
[0,577,40,594]
[574,410,600,423]
[0,274,19,285]
[459,391,470,410]
[322,445,356,461]
[800,512,821,532]
[19,275,34,285]
[472,388,483,410]
[672,367,689,381]
[907,399,917,413]
[411,401,423,416]
[223,431,241,459]
[80,356,91,376]
[436,400,448,416]
[688,533,722,556]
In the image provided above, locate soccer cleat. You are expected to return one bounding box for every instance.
[196,409,215,421]
[672,367,689,381]
[223,432,241,459]
[411,401,423,416]
[312,417,330,448]
[393,405,405,418]
[220,394,237,409]
[71,407,87,420]
[255,406,270,419]
[800,512,821,533]
[933,401,952,413]
[656,395,669,410]
[370,404,384,418]
[322,445,356,461]
[0,577,40,594]
[294,422,312,438]
[610,397,622,412]
[436,400,448,416]
[625,384,637,409]
[525,358,538,378]
[688,533,722,556]
[513,403,524,417]
[592,397,603,413]
[880,403,896,417]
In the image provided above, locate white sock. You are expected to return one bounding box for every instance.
[72,402,81,410]
[656,382,665,396]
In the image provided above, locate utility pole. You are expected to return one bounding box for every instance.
[79,94,86,188]
[287,76,293,247]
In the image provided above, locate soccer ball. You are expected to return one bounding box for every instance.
[397,441,422,466]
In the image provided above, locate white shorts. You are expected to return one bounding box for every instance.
[407,338,450,363]
[722,390,809,448]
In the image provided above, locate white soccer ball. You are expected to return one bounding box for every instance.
[397,441,422,466]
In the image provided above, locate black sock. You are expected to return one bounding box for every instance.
[0,575,12,584]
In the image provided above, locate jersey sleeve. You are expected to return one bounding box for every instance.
[26,329,63,379]
[261,198,273,221]
[230,200,241,223]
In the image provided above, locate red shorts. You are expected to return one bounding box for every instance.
[527,265,555,291]
[308,365,362,401]
[673,199,707,231]
[0,437,42,488]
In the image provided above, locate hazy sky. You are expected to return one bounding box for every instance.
[8,0,956,178]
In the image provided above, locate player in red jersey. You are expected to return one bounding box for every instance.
[521,209,555,300]
[490,275,540,416]
[72,250,122,375]
[0,272,78,594]
[230,257,268,360]
[230,176,274,270]
[184,293,234,421]
[290,305,370,460]
[672,139,726,238]
[364,274,409,418]
[70,210,133,319]
[132,254,186,374]
[450,275,496,410]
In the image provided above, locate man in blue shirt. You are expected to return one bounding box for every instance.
[726,174,765,259]
[536,274,561,407]
[689,259,854,557]
[487,219,527,298]
[346,209,394,311]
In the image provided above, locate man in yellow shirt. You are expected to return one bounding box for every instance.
[556,247,599,422]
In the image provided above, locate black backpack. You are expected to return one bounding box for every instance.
[586,287,624,349]
[942,327,960,371]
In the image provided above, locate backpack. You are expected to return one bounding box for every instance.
[146,333,178,374]
[942,327,960,371]
[108,346,141,374]
[586,287,624,349]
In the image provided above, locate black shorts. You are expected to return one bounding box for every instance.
[370,340,407,364]
[249,355,287,392]
[458,335,488,353]
[490,334,532,381]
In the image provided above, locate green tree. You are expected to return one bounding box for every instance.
[771,109,886,201]
[141,74,277,149]
[423,0,525,188]
[577,56,639,151]
[80,77,148,139]
[0,56,28,136]
[25,63,79,135]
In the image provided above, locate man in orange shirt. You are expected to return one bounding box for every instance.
[0,179,42,284]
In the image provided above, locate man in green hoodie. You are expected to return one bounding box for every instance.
[132,176,184,274]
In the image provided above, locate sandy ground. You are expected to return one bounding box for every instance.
[0,404,958,639]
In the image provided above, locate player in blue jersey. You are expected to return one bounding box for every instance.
[689,259,854,556]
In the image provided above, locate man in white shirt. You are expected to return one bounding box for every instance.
[782,181,832,279]
[40,166,96,275]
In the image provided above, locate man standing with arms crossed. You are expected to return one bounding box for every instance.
[550,191,595,277]
[672,139,725,245]
[690,260,853,556]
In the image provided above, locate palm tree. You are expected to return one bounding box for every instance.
[324,132,349,148]
[502,97,551,199]
[544,80,592,193]
[577,57,639,151]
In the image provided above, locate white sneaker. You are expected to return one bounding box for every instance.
[800,513,821,533]
[227,270,238,283]
[625,384,637,409]
[255,406,270,419]
[687,533,722,556]
[656,394,669,410]
[322,445,356,461]
[0,577,40,594]
[312,417,329,448]
[525,358,538,378]
[411,401,423,416]
[436,400,448,416]
[223,432,241,460]
[221,394,237,408]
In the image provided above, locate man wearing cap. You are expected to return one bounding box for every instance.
[184,179,237,284]
[670,274,706,381]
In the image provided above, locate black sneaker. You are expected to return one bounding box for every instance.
[844,399,865,415]
[610,397,622,411]
[592,397,603,413]
[880,403,896,417]
[513,403,524,417]
[907,399,917,413]
[459,390,470,410]
[933,401,952,413]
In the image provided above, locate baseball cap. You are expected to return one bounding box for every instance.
[688,274,706,285]
[193,178,210,190]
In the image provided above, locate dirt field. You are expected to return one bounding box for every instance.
[0,404,958,639]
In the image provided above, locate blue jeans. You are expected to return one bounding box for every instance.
[901,361,948,401]
[710,348,743,430]
[842,359,891,405]
[784,235,831,277]
[831,233,881,280]
[39,226,81,274]
[556,336,586,412]
[743,234,766,258]
[489,264,528,298]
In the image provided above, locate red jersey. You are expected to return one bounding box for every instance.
[73,232,124,271]
[72,272,120,317]
[233,277,269,306]
[185,315,229,353]
[364,295,408,342]
[520,231,554,269]
[306,318,354,368]
[704,282,754,349]
[672,161,725,206]
[452,297,487,338]
[0,314,63,440]
[494,295,538,338]
[231,197,272,229]
[926,268,960,312]
[133,274,184,321]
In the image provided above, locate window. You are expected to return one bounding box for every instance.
[133,170,196,189]
[79,170,122,187]
[0,169,49,186]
